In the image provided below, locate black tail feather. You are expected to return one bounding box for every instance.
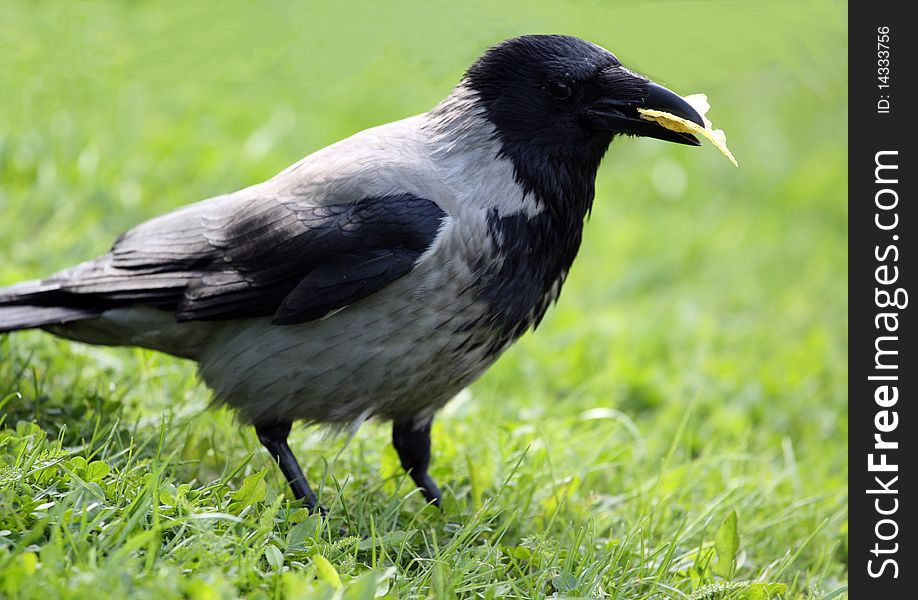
[0,281,102,333]
[0,305,101,333]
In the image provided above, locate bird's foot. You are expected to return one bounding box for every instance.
[255,421,322,513]
[392,417,443,508]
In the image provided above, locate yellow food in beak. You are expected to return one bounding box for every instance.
[638,94,738,167]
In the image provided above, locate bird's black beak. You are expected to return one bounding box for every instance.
[586,70,705,146]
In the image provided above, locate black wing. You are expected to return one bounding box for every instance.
[4,193,446,326]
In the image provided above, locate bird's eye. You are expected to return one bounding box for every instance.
[546,80,572,101]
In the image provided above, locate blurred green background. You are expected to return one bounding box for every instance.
[0,1,847,598]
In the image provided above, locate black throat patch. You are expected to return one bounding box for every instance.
[472,109,612,355]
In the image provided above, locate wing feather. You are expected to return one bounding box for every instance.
[11,191,445,325]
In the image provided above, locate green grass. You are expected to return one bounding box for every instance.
[0,1,847,598]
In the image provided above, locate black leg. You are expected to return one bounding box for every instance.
[255,422,321,513]
[392,418,442,507]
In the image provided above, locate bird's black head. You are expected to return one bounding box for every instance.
[463,35,704,211]
[465,35,704,152]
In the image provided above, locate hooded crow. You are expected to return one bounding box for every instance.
[0,35,705,511]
